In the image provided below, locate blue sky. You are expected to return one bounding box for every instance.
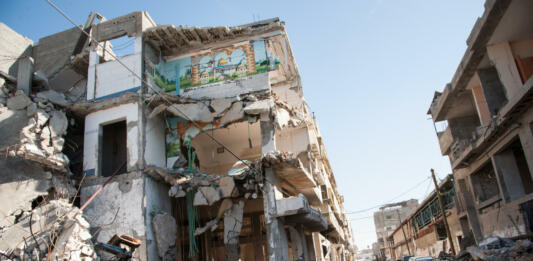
[2,0,485,250]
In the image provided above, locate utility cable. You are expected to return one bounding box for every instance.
[45,0,254,171]
[345,176,431,214]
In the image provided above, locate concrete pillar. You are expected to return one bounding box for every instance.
[457,179,483,243]
[261,119,289,261]
[245,42,256,74]
[87,49,99,100]
[191,65,200,85]
[16,56,33,95]
[486,42,523,98]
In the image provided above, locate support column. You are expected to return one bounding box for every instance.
[224,201,244,261]
[457,179,483,243]
[87,49,99,100]
[16,57,33,95]
[261,119,289,261]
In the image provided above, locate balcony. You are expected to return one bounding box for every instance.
[437,126,453,155]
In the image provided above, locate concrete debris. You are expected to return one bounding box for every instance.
[465,238,533,261]
[166,103,214,122]
[5,95,70,172]
[210,98,235,115]
[197,186,220,206]
[168,185,186,198]
[274,108,291,129]
[6,90,32,110]
[36,90,70,107]
[194,218,219,236]
[224,201,244,261]
[220,101,244,126]
[218,176,235,198]
[26,102,37,116]
[193,189,208,206]
[151,212,177,261]
[149,104,167,119]
[49,110,68,136]
[243,99,274,115]
[0,199,98,261]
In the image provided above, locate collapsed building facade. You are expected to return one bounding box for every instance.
[372,199,418,261]
[0,11,355,261]
[428,0,533,251]
[389,175,461,259]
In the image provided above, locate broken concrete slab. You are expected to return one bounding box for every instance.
[49,110,68,136]
[193,189,208,206]
[6,90,31,110]
[166,102,213,122]
[152,212,177,260]
[198,186,221,206]
[244,99,274,115]
[36,90,70,107]
[26,102,36,117]
[149,104,167,119]
[224,201,244,261]
[220,101,244,126]
[274,108,291,129]
[218,176,235,198]
[35,109,49,127]
[210,98,234,115]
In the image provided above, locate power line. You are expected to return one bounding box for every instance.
[346,176,431,215]
[45,0,254,171]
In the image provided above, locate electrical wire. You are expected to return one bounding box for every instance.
[345,176,431,214]
[45,0,255,172]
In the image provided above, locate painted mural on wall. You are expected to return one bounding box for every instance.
[147,40,280,94]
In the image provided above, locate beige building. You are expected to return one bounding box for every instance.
[428,0,533,249]
[389,175,462,259]
[373,199,418,260]
[0,11,355,261]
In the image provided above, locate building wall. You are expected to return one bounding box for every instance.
[81,173,147,260]
[83,102,140,176]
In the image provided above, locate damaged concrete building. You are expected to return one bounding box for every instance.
[388,175,461,259]
[0,11,355,261]
[372,199,418,261]
[428,0,533,252]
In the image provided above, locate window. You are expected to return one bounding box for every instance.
[493,138,533,202]
[385,215,392,219]
[100,120,127,177]
[471,162,500,203]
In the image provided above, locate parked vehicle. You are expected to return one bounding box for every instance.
[408,257,434,261]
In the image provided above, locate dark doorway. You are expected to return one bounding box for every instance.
[101,120,127,177]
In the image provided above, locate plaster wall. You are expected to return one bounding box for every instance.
[144,176,172,261]
[510,38,533,59]
[81,173,147,260]
[144,114,166,168]
[0,23,32,77]
[83,102,140,176]
[276,126,310,155]
[95,53,142,99]
[486,42,523,99]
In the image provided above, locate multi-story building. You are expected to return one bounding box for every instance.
[428,0,533,248]
[373,199,418,260]
[0,11,355,261]
[389,175,462,259]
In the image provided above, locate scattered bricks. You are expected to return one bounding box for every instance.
[7,90,32,110]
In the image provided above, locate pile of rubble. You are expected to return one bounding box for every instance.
[0,199,98,261]
[3,89,71,172]
[462,236,533,261]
